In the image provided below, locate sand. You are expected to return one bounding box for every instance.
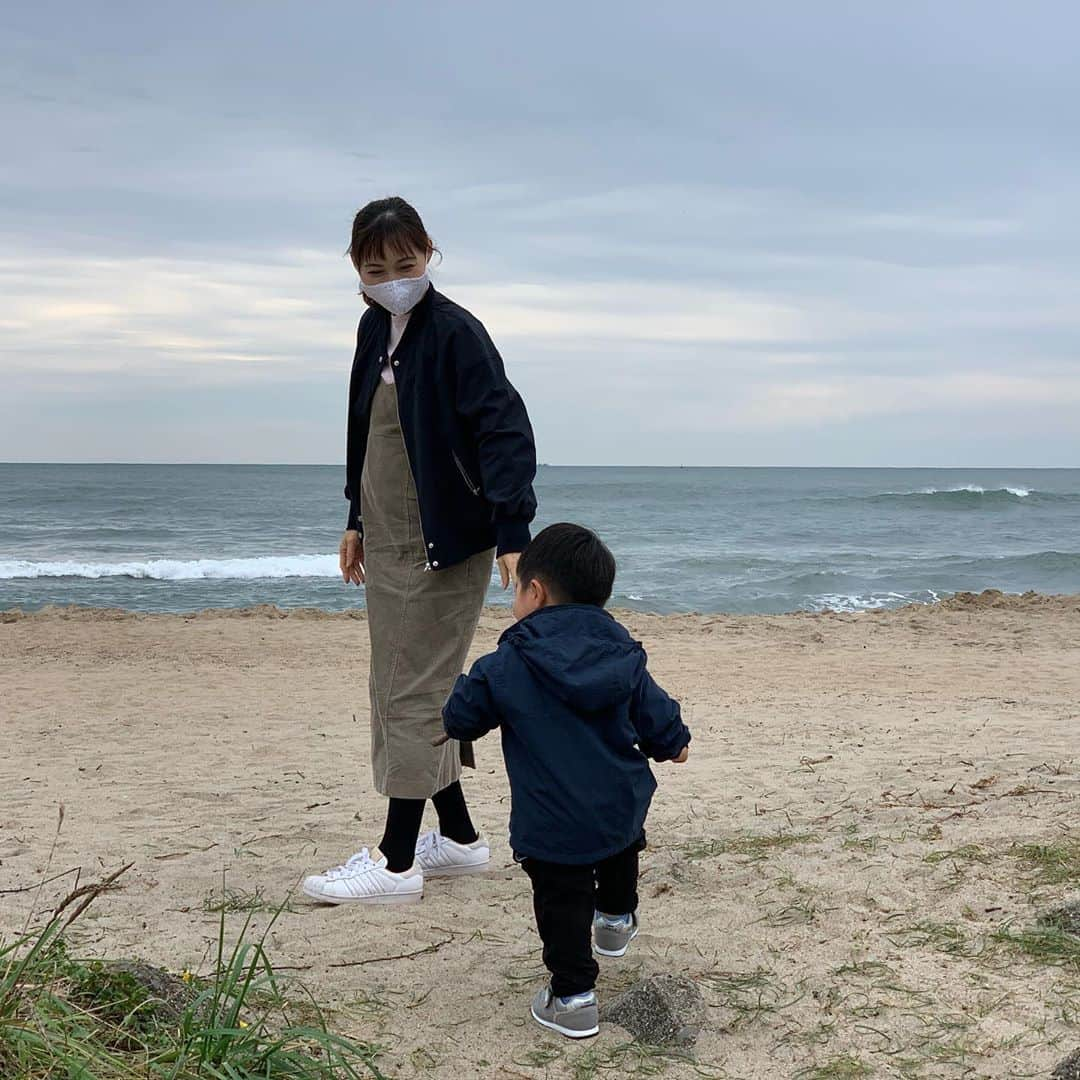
[1,592,1078,1079]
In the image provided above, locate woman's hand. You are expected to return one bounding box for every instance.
[672,746,690,764]
[340,530,365,585]
[497,552,520,590]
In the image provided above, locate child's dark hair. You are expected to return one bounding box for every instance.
[517,523,616,607]
[347,197,437,271]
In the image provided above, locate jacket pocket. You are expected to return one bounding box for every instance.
[452,452,482,497]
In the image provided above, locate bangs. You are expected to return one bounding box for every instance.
[355,219,427,265]
[349,198,433,270]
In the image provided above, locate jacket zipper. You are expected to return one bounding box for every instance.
[389,375,435,571]
[453,452,481,497]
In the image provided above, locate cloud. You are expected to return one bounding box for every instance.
[716,373,1080,431]
[0,0,1078,464]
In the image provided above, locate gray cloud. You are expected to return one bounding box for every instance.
[1,0,1078,465]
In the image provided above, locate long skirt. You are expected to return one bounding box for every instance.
[360,379,494,799]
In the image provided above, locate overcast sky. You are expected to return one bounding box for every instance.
[2,1,1078,466]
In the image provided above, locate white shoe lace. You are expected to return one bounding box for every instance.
[416,830,442,864]
[322,848,380,881]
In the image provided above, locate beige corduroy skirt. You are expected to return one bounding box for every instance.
[360,380,494,799]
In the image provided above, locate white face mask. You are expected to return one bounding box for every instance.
[361,271,430,315]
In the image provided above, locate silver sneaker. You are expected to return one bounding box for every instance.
[593,911,639,957]
[529,986,599,1039]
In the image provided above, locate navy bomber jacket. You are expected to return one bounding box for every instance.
[344,286,537,569]
[443,604,691,865]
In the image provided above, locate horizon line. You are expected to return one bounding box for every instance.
[1,461,1077,470]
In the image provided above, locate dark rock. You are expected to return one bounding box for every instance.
[1040,901,1080,936]
[103,961,197,1022]
[600,974,705,1047]
[1052,1047,1080,1080]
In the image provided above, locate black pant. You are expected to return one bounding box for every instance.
[522,837,643,998]
[379,781,477,872]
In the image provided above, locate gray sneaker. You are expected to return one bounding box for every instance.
[593,911,639,957]
[530,986,600,1039]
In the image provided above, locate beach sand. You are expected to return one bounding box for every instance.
[2,593,1078,1078]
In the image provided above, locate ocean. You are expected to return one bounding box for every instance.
[0,465,1078,615]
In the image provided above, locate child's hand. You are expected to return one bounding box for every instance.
[672,746,689,764]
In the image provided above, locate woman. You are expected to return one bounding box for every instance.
[303,197,537,905]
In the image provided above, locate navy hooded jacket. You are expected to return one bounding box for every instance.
[344,285,537,569]
[442,605,691,865]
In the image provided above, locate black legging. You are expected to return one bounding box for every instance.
[379,780,478,872]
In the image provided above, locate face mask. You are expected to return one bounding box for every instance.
[361,271,430,315]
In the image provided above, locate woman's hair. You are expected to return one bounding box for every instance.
[347,197,437,271]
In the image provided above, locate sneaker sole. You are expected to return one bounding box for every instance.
[420,861,491,879]
[530,1006,599,1039]
[302,883,423,906]
[594,927,639,958]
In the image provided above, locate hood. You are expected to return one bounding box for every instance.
[501,605,645,713]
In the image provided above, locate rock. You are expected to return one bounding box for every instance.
[102,961,198,1022]
[600,974,705,1047]
[1052,1047,1080,1080]
[1040,901,1080,936]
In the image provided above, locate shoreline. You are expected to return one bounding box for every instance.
[2,587,1077,623]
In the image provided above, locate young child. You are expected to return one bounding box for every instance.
[441,523,691,1039]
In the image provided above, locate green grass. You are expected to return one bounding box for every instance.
[923,844,992,866]
[1011,837,1080,886]
[991,924,1080,969]
[1040,905,1080,935]
[682,831,817,861]
[833,960,893,980]
[513,1044,563,1068]
[794,1055,873,1079]
[841,833,881,853]
[699,967,803,1029]
[755,899,824,927]
[888,920,971,956]
[202,887,295,915]
[0,887,387,1079]
[568,1040,720,1079]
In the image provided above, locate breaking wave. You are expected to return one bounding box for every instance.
[0,555,339,581]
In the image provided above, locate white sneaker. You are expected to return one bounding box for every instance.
[414,830,490,878]
[302,848,423,905]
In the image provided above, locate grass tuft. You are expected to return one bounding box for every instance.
[1010,837,1080,886]
[0,883,388,1079]
[923,844,991,866]
[569,1040,721,1079]
[699,967,803,1029]
[682,831,817,862]
[991,923,1080,969]
[201,887,295,915]
[888,920,971,956]
[794,1055,873,1079]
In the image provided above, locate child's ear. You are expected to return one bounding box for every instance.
[533,577,550,608]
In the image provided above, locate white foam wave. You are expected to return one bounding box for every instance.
[0,554,338,581]
[900,485,1031,497]
[809,590,941,613]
